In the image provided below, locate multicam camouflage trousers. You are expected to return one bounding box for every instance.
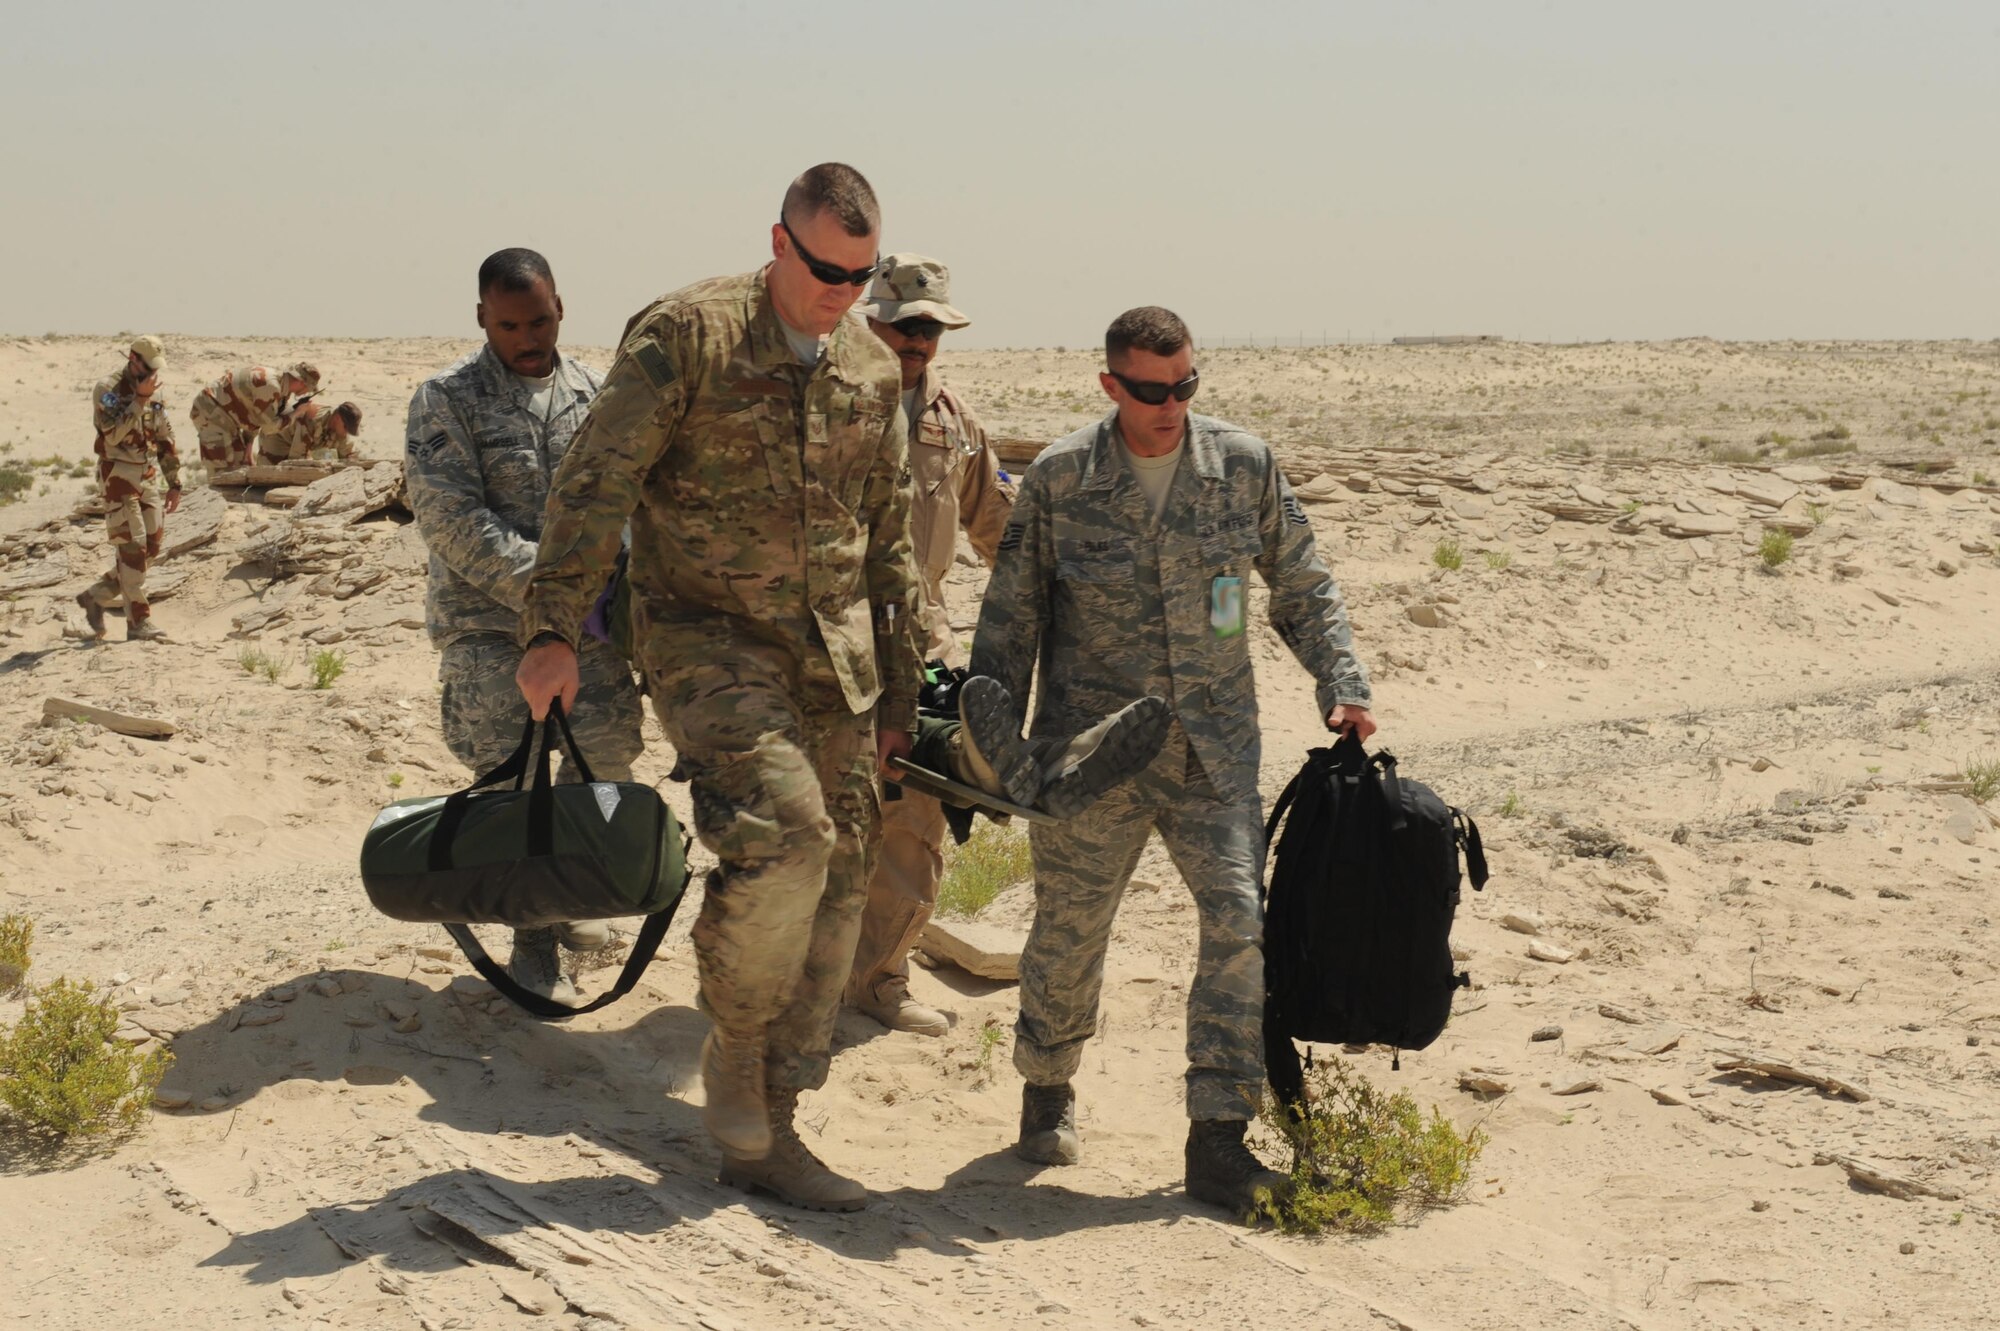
[647,646,878,1093]
[1016,729,1268,1122]
[438,633,644,783]
[82,475,164,623]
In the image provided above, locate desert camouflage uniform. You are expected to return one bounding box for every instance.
[82,367,181,626]
[848,370,1012,1007]
[405,346,642,783]
[259,410,356,465]
[523,267,921,1092]
[190,366,295,468]
[969,412,1370,1121]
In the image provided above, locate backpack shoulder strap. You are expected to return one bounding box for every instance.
[1456,809,1491,889]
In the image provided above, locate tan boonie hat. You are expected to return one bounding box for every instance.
[288,361,322,392]
[862,254,970,329]
[129,335,166,371]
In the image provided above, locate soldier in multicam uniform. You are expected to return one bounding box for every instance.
[516,164,921,1213]
[968,306,1378,1220]
[845,254,1013,1038]
[76,335,182,643]
[189,360,320,469]
[405,248,645,1004]
[259,400,361,464]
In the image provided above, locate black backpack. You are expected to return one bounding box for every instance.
[1261,733,1489,1105]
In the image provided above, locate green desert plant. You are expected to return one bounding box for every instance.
[308,648,347,690]
[236,646,285,682]
[1253,1056,1486,1235]
[937,822,1033,918]
[1484,550,1513,571]
[0,978,171,1139]
[1960,755,2000,804]
[0,914,31,996]
[1759,529,1794,568]
[1497,790,1524,818]
[1431,539,1464,571]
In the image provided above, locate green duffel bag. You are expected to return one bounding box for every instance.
[360,702,689,1019]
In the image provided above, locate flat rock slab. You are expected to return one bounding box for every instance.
[0,551,70,595]
[43,697,177,739]
[917,918,1022,981]
[1661,513,1738,538]
[163,486,227,560]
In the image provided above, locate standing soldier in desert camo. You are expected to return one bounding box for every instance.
[189,360,320,471]
[75,335,182,643]
[845,253,1014,1038]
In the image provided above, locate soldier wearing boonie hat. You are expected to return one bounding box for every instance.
[845,254,1015,1039]
[189,359,322,471]
[74,335,182,641]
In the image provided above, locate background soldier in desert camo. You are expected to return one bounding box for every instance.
[969,305,1376,1220]
[189,360,319,470]
[259,400,361,464]
[846,253,1013,1038]
[76,335,182,643]
[405,248,645,1004]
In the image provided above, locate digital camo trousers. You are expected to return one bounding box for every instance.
[1015,758,1268,1121]
[437,632,645,783]
[648,648,878,1093]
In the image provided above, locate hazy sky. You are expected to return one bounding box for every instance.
[3,1,1995,348]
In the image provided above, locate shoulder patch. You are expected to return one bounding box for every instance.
[407,432,447,461]
[99,391,120,411]
[630,338,677,391]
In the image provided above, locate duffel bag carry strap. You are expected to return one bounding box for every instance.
[435,700,686,1020]
[443,901,682,1021]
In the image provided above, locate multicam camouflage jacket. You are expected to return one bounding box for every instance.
[906,370,1011,663]
[405,346,604,647]
[969,412,1371,804]
[522,267,925,730]
[192,366,295,436]
[92,369,181,492]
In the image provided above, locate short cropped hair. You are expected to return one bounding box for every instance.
[333,402,362,434]
[478,248,555,297]
[781,163,880,238]
[1106,307,1192,365]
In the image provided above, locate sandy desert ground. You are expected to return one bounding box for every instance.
[1,331,1998,1330]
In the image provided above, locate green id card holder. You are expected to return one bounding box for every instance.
[1210,575,1245,638]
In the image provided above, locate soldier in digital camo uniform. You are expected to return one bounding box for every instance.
[404,249,645,1005]
[76,335,182,643]
[189,360,319,470]
[969,306,1378,1220]
[516,165,920,1213]
[845,253,1014,1038]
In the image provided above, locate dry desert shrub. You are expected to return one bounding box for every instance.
[937,822,1032,918]
[0,913,31,996]
[0,978,170,1140]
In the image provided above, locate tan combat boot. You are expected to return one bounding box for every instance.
[553,920,615,952]
[852,975,948,1037]
[507,927,579,1007]
[953,678,1171,818]
[719,1087,867,1212]
[701,1028,771,1160]
[74,590,106,639]
[126,615,168,643]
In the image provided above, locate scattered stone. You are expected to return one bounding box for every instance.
[1715,1053,1870,1102]
[1751,1199,1771,1212]
[1457,1071,1510,1097]
[1648,1087,1689,1106]
[1900,1242,1917,1256]
[1530,1024,1563,1042]
[1661,512,1737,538]
[394,1014,424,1034]
[152,1088,193,1110]
[198,1095,233,1112]
[449,975,497,1002]
[1551,1078,1602,1096]
[41,697,176,740]
[1813,1152,1962,1201]
[311,976,342,999]
[1405,603,1446,629]
[1598,1003,1643,1025]
[1527,939,1575,964]
[1500,911,1545,936]
[379,998,418,1022]
[236,1006,286,1028]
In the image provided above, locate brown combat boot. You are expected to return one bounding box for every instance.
[74,590,106,639]
[701,1029,771,1160]
[1014,1081,1082,1165]
[719,1087,867,1212]
[1185,1118,1293,1222]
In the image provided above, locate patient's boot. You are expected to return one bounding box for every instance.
[955,676,1040,806]
[950,680,1169,819]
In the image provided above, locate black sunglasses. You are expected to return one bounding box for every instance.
[890,317,945,341]
[779,215,880,287]
[1109,367,1201,406]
